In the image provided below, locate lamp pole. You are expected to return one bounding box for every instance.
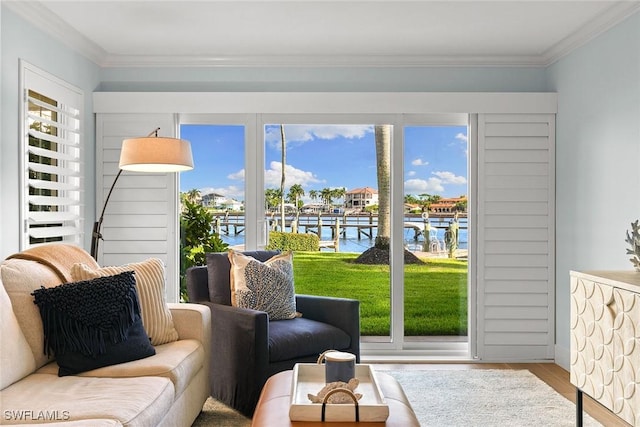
[89,127,192,261]
[90,168,123,260]
[90,128,160,260]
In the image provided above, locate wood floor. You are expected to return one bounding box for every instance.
[372,362,631,427]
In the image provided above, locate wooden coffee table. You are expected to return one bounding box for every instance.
[251,370,420,426]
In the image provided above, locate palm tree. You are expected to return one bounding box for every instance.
[374,125,391,249]
[279,125,287,227]
[320,188,334,212]
[287,184,305,210]
[405,194,420,205]
[331,187,346,210]
[265,188,282,210]
[354,124,411,264]
[418,193,441,211]
[308,189,319,213]
[454,199,467,212]
[183,189,201,204]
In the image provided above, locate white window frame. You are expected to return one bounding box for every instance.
[179,114,260,248]
[19,61,84,250]
[95,92,556,361]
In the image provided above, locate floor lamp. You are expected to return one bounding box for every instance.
[91,128,194,260]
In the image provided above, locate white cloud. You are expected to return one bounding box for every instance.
[194,169,244,201]
[228,169,245,181]
[407,170,416,177]
[264,161,323,188]
[411,158,429,166]
[265,125,373,146]
[455,133,468,142]
[433,171,467,185]
[404,177,445,194]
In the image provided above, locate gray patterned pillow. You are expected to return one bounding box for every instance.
[228,250,297,320]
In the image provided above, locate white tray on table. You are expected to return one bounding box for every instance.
[289,363,390,422]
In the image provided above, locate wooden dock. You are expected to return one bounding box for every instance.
[214,213,465,235]
[211,212,467,253]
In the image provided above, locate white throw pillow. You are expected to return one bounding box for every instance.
[71,258,179,345]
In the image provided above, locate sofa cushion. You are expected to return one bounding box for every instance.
[228,250,298,320]
[37,339,204,399]
[0,258,63,368]
[0,373,174,426]
[71,258,179,345]
[0,279,36,389]
[268,317,351,363]
[32,271,156,376]
[206,251,280,305]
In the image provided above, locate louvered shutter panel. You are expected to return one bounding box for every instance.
[95,114,180,303]
[476,113,555,361]
[21,63,83,248]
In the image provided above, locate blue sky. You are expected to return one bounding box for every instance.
[180,124,468,202]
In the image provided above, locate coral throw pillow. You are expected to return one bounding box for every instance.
[228,250,297,320]
[71,258,178,345]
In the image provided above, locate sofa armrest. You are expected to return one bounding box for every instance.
[168,302,211,343]
[168,302,212,396]
[295,294,361,361]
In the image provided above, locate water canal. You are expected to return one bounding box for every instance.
[212,212,468,254]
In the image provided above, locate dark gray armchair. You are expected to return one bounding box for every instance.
[186,251,360,417]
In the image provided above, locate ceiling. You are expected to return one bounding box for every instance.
[6,1,640,67]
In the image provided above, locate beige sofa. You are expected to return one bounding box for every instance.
[0,244,211,427]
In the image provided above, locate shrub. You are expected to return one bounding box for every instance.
[267,232,319,251]
[180,199,228,301]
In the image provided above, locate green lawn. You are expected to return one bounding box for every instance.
[292,252,468,336]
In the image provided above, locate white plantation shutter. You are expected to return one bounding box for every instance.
[95,114,180,303]
[20,62,83,249]
[476,113,555,361]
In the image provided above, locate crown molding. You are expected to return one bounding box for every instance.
[542,1,640,66]
[4,1,107,65]
[5,1,640,69]
[100,53,545,68]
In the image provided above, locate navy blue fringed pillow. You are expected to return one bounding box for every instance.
[32,271,155,376]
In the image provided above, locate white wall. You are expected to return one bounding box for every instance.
[98,66,548,93]
[547,10,640,369]
[0,7,101,259]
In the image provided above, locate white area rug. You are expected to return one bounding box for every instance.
[384,369,602,427]
[192,398,250,427]
[192,369,603,426]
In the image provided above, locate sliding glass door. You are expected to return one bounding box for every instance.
[179,113,470,357]
[180,123,247,249]
[403,124,469,352]
[262,122,392,339]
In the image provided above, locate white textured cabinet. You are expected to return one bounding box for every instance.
[570,271,640,426]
